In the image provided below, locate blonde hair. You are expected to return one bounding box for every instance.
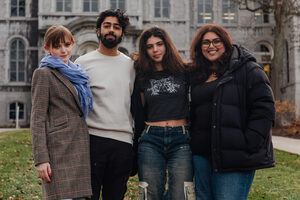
[44,25,74,47]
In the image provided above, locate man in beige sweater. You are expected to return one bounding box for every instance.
[75,9,135,200]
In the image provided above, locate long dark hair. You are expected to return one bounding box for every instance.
[190,24,233,84]
[133,26,185,81]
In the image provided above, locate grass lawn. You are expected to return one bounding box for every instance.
[0,130,299,200]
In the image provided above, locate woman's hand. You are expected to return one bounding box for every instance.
[36,162,52,183]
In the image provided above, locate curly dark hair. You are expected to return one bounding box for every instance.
[190,24,233,84]
[96,9,130,34]
[133,26,185,81]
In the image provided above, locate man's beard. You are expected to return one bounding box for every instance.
[99,32,122,48]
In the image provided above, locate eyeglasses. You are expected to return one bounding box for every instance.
[201,38,223,48]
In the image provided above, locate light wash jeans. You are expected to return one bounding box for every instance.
[193,155,255,200]
[138,125,195,200]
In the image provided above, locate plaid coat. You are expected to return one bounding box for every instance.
[30,67,92,200]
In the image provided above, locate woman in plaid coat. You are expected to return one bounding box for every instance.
[30,25,93,200]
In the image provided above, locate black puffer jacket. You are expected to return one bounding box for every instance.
[192,45,275,172]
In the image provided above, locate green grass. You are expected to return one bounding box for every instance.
[248,150,300,200]
[0,130,299,200]
[0,130,41,200]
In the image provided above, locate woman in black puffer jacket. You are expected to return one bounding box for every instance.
[189,24,275,200]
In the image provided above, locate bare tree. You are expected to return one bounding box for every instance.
[236,0,300,100]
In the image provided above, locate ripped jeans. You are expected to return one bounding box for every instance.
[138,125,195,200]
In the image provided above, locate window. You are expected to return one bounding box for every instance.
[254,43,272,79]
[83,0,98,12]
[155,0,169,18]
[110,0,125,10]
[78,42,98,56]
[198,0,213,23]
[222,0,237,24]
[255,12,269,24]
[56,0,72,12]
[9,102,24,120]
[255,44,271,62]
[286,41,290,83]
[11,0,25,17]
[254,2,269,24]
[10,39,25,82]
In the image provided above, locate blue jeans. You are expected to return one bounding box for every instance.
[193,155,255,200]
[138,125,195,200]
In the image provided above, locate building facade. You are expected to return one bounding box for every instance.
[0,0,299,127]
[0,0,38,127]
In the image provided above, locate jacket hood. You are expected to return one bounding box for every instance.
[228,45,257,73]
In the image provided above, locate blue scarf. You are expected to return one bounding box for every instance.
[40,54,93,118]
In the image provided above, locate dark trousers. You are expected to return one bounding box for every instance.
[90,135,133,200]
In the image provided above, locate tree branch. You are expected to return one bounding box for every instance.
[288,0,300,16]
[236,0,275,13]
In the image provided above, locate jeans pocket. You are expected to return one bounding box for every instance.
[183,129,191,143]
[184,182,196,200]
[138,181,149,200]
[182,126,191,141]
[139,129,148,143]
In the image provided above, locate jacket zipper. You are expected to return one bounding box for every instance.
[211,75,233,172]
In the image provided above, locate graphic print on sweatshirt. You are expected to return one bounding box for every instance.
[147,77,180,96]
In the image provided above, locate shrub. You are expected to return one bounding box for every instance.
[275,100,300,135]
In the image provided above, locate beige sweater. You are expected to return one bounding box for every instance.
[75,50,135,144]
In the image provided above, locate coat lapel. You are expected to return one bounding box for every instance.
[50,69,83,113]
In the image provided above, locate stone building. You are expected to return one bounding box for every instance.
[282,15,300,117]
[0,0,38,127]
[0,0,299,127]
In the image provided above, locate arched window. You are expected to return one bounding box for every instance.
[9,102,24,120]
[11,0,25,17]
[78,42,98,56]
[72,41,98,61]
[254,43,273,78]
[111,0,125,10]
[10,39,25,82]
